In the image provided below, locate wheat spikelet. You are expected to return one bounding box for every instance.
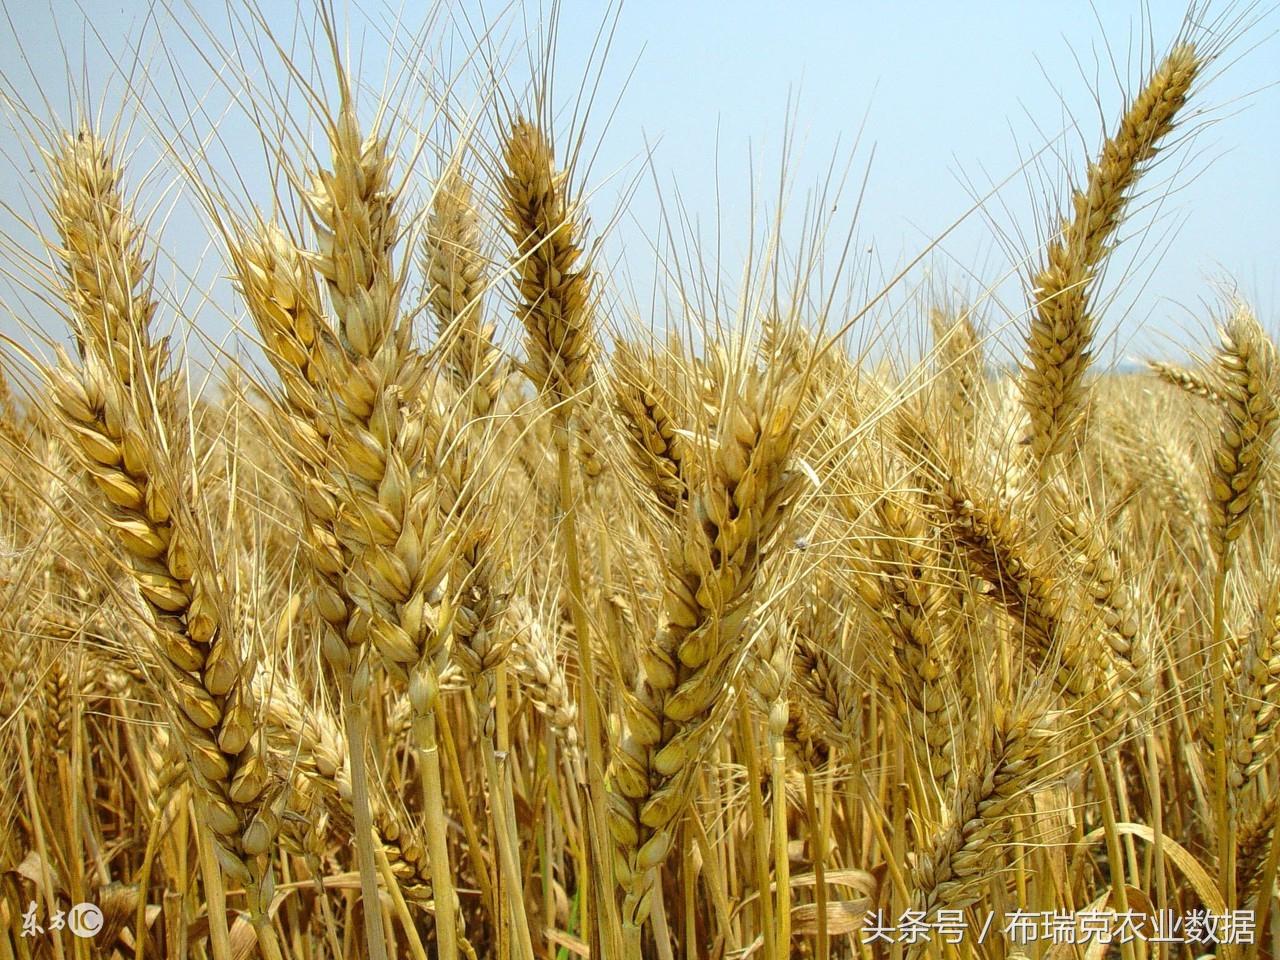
[1022,44,1200,460]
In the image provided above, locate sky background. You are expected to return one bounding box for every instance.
[0,0,1277,379]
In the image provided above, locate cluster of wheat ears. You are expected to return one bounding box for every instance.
[0,3,1277,959]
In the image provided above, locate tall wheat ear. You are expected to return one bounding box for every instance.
[1022,43,1200,462]
[500,114,605,958]
[43,127,287,959]
[228,91,464,958]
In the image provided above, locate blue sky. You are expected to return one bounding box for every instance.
[1,0,1276,374]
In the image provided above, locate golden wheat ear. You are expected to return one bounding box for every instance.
[611,359,808,940]
[1148,359,1224,404]
[930,305,984,437]
[501,117,595,413]
[1207,303,1279,556]
[424,167,504,418]
[906,697,1052,953]
[1022,44,1201,463]
[609,339,690,512]
[43,128,286,956]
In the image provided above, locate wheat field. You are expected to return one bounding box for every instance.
[0,2,1277,959]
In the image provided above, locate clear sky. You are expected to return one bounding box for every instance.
[1,0,1276,375]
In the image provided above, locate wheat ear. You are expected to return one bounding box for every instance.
[232,95,462,957]
[1237,795,1279,909]
[45,128,284,959]
[788,608,860,765]
[610,340,690,512]
[930,306,983,438]
[1053,494,1153,715]
[502,117,594,412]
[1227,581,1280,911]
[856,487,963,791]
[308,97,466,953]
[897,413,1114,724]
[906,698,1050,958]
[1229,584,1280,912]
[259,679,434,898]
[1208,305,1279,556]
[1148,359,1224,404]
[1205,304,1279,910]
[1022,44,1200,461]
[610,363,804,948]
[424,168,503,418]
[501,114,605,958]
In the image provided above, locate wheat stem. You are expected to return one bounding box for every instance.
[341,671,390,960]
